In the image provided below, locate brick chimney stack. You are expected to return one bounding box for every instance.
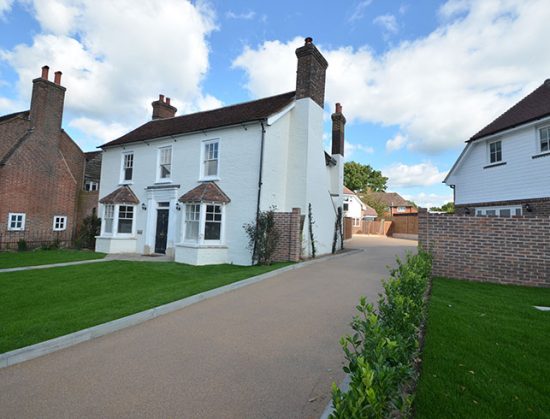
[152,94,177,120]
[29,65,66,136]
[295,37,329,108]
[331,102,346,156]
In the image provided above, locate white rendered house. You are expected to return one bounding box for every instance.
[95,38,345,265]
[445,79,550,217]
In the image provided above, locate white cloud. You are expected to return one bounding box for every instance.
[386,133,407,152]
[0,0,13,18]
[1,0,218,150]
[383,162,448,188]
[232,0,550,154]
[401,192,453,208]
[349,0,373,22]
[345,140,374,160]
[226,10,256,20]
[373,14,398,34]
[69,117,128,145]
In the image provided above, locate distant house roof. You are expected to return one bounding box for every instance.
[367,192,412,207]
[178,182,231,204]
[99,185,139,204]
[469,79,550,141]
[101,91,296,148]
[363,204,377,217]
[343,186,355,195]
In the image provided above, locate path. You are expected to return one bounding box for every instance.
[0,236,416,418]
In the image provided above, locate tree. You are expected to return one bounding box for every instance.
[429,202,455,213]
[344,161,387,192]
[359,193,387,218]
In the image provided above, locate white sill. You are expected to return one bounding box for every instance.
[96,235,137,240]
[176,242,227,249]
[155,179,173,184]
[199,176,220,182]
[7,229,25,232]
[119,180,133,185]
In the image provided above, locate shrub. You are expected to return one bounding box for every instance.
[17,239,27,252]
[330,250,432,418]
[75,214,101,249]
[243,208,280,265]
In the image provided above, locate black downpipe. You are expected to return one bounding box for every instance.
[252,120,267,264]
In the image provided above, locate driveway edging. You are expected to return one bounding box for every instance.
[0,249,362,369]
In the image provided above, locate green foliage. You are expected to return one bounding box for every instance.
[344,161,388,193]
[429,202,455,213]
[359,194,387,218]
[243,208,280,265]
[330,251,432,419]
[17,239,27,252]
[75,214,101,249]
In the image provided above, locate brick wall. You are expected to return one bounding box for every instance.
[418,209,550,287]
[272,208,303,262]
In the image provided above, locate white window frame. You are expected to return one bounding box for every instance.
[120,151,134,184]
[101,204,136,237]
[7,213,26,231]
[538,125,550,154]
[200,139,220,180]
[103,204,115,235]
[181,202,225,245]
[475,205,522,217]
[52,215,67,231]
[157,146,172,183]
[396,206,407,213]
[85,180,99,191]
[353,218,360,227]
[488,140,503,164]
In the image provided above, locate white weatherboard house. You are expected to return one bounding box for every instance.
[95,38,345,265]
[445,79,550,217]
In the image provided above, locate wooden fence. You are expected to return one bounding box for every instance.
[389,213,418,236]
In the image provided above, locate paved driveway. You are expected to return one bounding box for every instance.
[0,236,416,419]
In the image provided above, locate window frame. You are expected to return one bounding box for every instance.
[101,204,135,236]
[120,151,134,184]
[182,202,225,245]
[488,140,503,164]
[52,215,67,231]
[538,126,550,153]
[200,139,220,180]
[7,213,26,231]
[157,146,172,182]
[475,205,522,217]
[117,205,134,234]
[84,180,99,191]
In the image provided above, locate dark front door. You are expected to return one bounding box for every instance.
[155,209,169,254]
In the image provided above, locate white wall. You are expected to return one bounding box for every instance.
[447,124,550,205]
[344,194,363,219]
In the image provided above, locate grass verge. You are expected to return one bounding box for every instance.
[0,261,290,353]
[414,278,550,418]
[0,249,106,269]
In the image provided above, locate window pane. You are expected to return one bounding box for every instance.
[105,219,113,233]
[118,219,132,233]
[486,210,496,216]
[117,206,133,233]
[185,221,199,240]
[160,164,171,178]
[205,160,218,176]
[499,209,511,217]
[185,204,200,241]
[204,222,221,240]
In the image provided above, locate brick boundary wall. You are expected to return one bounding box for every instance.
[418,208,550,287]
[272,208,302,262]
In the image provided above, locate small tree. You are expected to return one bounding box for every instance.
[243,208,280,265]
[75,214,101,249]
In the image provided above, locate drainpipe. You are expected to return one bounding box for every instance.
[252,120,267,263]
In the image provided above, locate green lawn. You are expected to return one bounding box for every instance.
[0,249,106,269]
[415,278,550,418]
[0,261,290,353]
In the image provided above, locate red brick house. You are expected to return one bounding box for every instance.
[0,66,99,249]
[366,191,417,217]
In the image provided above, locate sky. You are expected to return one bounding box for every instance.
[1,0,550,208]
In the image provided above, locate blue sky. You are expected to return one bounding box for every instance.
[1,0,549,207]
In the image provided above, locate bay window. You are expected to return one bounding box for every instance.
[101,204,135,235]
[185,204,200,241]
[182,203,225,244]
[118,205,134,233]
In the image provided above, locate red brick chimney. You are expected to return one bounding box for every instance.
[152,94,177,120]
[29,65,66,135]
[295,37,329,108]
[331,103,346,156]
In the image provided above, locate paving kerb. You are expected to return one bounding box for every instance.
[0,249,362,369]
[320,374,351,419]
[0,257,110,273]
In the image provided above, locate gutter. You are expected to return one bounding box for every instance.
[252,120,267,263]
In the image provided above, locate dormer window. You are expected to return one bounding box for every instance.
[489,140,502,164]
[539,126,550,153]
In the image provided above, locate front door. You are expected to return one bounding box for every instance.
[155,208,169,254]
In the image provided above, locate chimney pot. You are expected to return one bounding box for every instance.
[54,71,62,85]
[305,37,313,45]
[41,65,50,80]
[159,94,165,102]
[295,37,328,108]
[152,94,177,120]
[166,97,171,105]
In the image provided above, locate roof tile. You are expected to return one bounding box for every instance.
[178,182,231,204]
[99,185,140,204]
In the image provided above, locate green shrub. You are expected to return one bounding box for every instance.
[330,250,432,419]
[75,214,101,249]
[17,239,27,252]
[243,208,280,265]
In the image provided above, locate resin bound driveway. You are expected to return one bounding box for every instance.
[0,236,416,419]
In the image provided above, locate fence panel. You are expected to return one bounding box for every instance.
[390,213,418,235]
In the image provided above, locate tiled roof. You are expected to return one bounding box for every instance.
[363,204,377,217]
[343,186,355,195]
[367,192,412,207]
[178,182,231,203]
[101,91,296,148]
[99,185,139,204]
[0,110,29,124]
[470,79,550,141]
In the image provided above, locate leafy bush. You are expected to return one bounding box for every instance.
[75,214,101,249]
[17,239,27,252]
[243,208,280,265]
[330,250,432,418]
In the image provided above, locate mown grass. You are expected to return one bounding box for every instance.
[0,249,106,269]
[0,261,290,353]
[414,278,550,418]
